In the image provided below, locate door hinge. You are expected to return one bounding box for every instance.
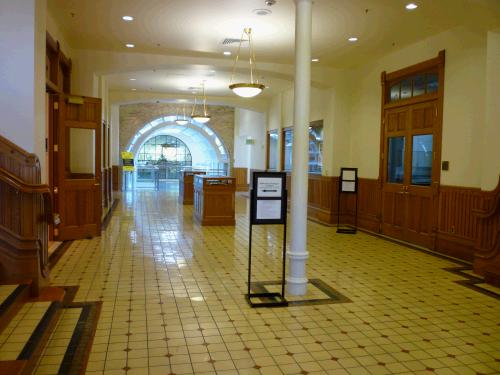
[54,102,59,110]
[53,186,59,194]
[54,228,59,237]
[45,138,48,152]
[54,144,58,152]
[381,152,384,160]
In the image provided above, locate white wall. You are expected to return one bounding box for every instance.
[234,108,266,174]
[266,25,498,189]
[348,26,488,186]
[481,30,500,190]
[0,0,47,180]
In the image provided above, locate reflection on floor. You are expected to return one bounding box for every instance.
[44,189,499,374]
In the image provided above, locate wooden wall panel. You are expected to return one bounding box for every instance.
[435,186,482,260]
[233,167,248,192]
[112,165,122,191]
[472,178,500,285]
[357,178,381,232]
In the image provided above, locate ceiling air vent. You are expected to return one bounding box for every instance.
[222,38,248,45]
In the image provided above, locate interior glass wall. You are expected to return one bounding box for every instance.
[136,135,192,187]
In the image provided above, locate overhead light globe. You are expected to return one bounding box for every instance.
[175,119,189,125]
[229,83,265,98]
[191,115,211,124]
[175,103,189,125]
[191,82,211,123]
[228,28,265,98]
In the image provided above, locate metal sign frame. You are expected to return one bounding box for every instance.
[337,167,358,234]
[247,171,288,307]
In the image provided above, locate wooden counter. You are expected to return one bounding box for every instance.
[179,171,206,204]
[193,175,236,225]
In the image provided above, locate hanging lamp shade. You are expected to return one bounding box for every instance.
[175,103,189,125]
[191,83,211,123]
[229,28,265,98]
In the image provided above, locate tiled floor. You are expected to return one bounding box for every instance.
[46,186,500,374]
[0,284,17,306]
[0,302,51,360]
[35,307,83,375]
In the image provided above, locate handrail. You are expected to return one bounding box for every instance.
[0,167,53,222]
[0,134,39,165]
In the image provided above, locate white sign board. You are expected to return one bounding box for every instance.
[342,170,356,181]
[257,177,282,198]
[341,181,356,192]
[256,200,282,220]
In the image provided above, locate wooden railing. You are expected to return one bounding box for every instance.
[0,135,52,295]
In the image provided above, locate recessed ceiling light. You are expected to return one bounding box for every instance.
[129,78,136,81]
[223,51,231,56]
[125,43,135,48]
[131,88,137,91]
[209,70,216,73]
[348,37,358,42]
[405,3,418,10]
[311,58,319,62]
[122,15,134,21]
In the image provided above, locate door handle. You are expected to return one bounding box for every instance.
[94,183,101,187]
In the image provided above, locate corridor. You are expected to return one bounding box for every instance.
[39,190,499,374]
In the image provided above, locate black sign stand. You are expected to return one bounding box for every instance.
[246,172,288,308]
[337,167,358,234]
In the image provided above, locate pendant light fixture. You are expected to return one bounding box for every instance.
[229,28,265,98]
[191,82,211,123]
[175,103,189,125]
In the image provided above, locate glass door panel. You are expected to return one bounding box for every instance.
[411,134,433,186]
[387,136,405,183]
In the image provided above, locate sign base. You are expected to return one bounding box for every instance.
[246,293,288,308]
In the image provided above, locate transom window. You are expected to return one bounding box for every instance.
[388,71,439,102]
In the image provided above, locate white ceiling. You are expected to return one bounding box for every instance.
[48,0,500,98]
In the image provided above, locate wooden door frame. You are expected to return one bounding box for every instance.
[380,50,445,183]
[54,95,102,240]
[379,51,445,246]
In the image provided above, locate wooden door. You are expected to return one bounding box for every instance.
[381,106,409,241]
[381,100,439,248]
[53,95,102,240]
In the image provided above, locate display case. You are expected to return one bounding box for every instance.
[179,171,206,204]
[193,176,236,225]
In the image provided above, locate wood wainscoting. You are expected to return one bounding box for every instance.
[472,178,500,285]
[112,165,122,191]
[233,167,248,192]
[287,173,500,284]
[435,185,482,261]
[286,174,380,229]
[0,135,52,295]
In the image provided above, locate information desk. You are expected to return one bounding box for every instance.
[193,175,236,225]
[179,171,206,204]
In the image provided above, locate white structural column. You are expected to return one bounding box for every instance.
[287,0,312,295]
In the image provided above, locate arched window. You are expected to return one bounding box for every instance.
[136,135,192,180]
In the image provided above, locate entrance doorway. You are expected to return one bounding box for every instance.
[135,135,192,189]
[380,51,444,248]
